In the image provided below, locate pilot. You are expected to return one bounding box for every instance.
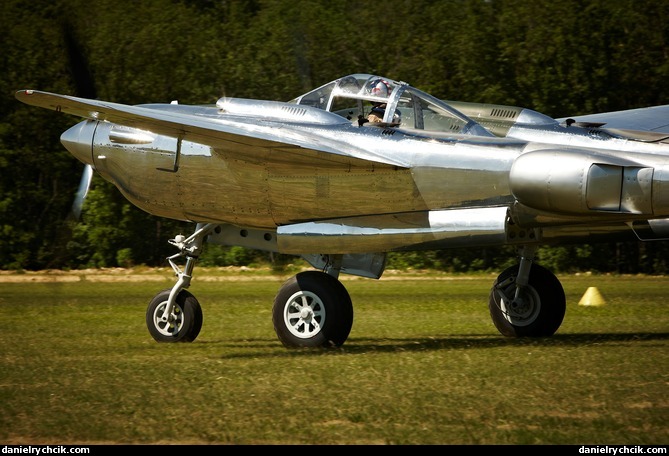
[367,79,390,123]
[366,79,400,124]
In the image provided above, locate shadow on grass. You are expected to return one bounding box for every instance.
[206,331,669,359]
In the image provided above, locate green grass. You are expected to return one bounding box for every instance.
[0,271,667,444]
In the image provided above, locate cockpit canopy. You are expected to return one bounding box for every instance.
[290,74,493,137]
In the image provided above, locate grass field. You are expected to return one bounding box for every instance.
[0,269,667,445]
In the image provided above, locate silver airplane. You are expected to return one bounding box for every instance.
[15,73,669,347]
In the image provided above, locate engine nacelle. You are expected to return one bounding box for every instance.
[216,97,348,125]
[510,149,657,215]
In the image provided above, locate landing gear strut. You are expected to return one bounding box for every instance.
[146,223,217,342]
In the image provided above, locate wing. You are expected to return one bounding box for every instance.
[15,90,408,168]
[557,105,669,133]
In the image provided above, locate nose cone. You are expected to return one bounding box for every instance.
[61,120,96,166]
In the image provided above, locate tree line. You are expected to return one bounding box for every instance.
[2,0,669,273]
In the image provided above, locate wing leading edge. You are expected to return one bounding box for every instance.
[14,90,408,168]
[556,105,669,133]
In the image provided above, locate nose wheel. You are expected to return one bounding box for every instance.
[146,288,203,342]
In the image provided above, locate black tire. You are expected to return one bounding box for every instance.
[146,288,203,342]
[488,263,566,337]
[272,271,353,348]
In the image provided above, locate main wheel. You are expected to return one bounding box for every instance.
[272,271,353,348]
[488,263,566,337]
[146,288,203,342]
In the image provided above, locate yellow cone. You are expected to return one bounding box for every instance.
[578,287,606,306]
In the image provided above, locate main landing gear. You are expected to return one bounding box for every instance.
[488,245,566,337]
[272,269,353,348]
[146,226,566,345]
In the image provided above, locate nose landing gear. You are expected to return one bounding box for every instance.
[145,223,217,343]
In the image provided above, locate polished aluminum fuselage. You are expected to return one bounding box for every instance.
[58,100,669,255]
[87,114,521,227]
[17,83,669,259]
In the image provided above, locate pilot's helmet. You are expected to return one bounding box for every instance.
[367,78,391,98]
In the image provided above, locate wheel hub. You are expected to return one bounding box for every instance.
[153,302,183,336]
[300,307,312,320]
[509,296,531,315]
[498,286,540,326]
[284,290,325,339]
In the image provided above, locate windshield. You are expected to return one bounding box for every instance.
[290,73,493,137]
